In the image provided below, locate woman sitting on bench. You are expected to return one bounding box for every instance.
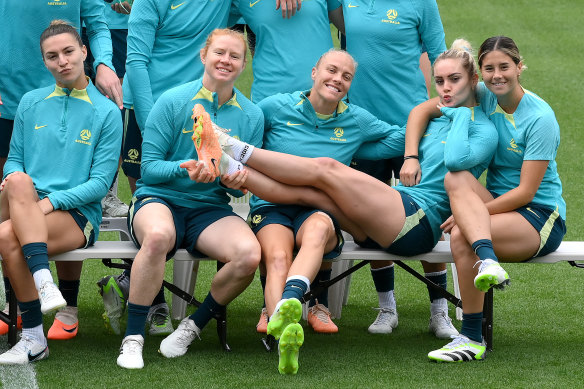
[187,39,498,372]
[413,36,566,362]
[0,20,122,364]
[115,28,264,370]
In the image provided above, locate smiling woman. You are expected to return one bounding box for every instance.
[0,20,122,365]
[114,28,265,370]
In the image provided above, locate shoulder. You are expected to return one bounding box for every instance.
[233,87,264,124]
[18,86,55,110]
[87,83,119,112]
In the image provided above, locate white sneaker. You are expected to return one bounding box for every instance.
[101,190,129,218]
[429,311,459,339]
[117,334,144,369]
[39,281,67,314]
[0,335,49,364]
[368,307,398,334]
[159,317,200,358]
[474,259,510,292]
[147,303,174,336]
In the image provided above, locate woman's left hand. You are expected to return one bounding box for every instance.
[440,215,456,234]
[221,170,248,193]
[37,198,54,215]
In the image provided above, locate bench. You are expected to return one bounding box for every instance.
[2,238,581,351]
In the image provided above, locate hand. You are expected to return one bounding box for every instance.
[399,158,422,186]
[37,197,54,215]
[95,64,123,109]
[276,0,301,19]
[179,160,216,183]
[440,105,469,120]
[112,1,132,14]
[220,169,249,193]
[0,90,3,117]
[0,172,17,192]
[440,215,456,234]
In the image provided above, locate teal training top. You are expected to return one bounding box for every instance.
[4,81,123,240]
[477,82,566,220]
[338,0,446,126]
[123,0,231,131]
[104,3,129,29]
[358,106,498,243]
[230,0,339,102]
[135,79,264,209]
[0,0,115,120]
[250,90,405,211]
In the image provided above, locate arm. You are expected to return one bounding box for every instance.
[3,101,26,178]
[417,0,446,64]
[443,106,497,171]
[328,3,345,34]
[400,97,441,185]
[125,0,159,132]
[82,0,123,108]
[48,108,123,210]
[484,160,549,215]
[140,97,190,185]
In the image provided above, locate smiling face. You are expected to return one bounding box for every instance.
[201,33,246,87]
[310,51,355,109]
[480,50,523,98]
[41,32,87,90]
[434,58,477,108]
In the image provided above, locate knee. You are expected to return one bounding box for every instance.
[3,172,34,199]
[264,248,292,277]
[229,240,261,275]
[300,216,332,249]
[139,226,175,258]
[315,157,340,176]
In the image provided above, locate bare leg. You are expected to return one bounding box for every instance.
[129,203,176,306]
[243,157,407,247]
[256,225,294,316]
[196,216,261,305]
[0,212,85,303]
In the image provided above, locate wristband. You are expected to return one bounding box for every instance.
[403,155,419,160]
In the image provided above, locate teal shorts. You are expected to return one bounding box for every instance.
[68,209,96,248]
[248,204,344,259]
[516,203,566,258]
[355,191,436,257]
[128,196,239,259]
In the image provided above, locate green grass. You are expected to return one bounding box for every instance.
[2,0,583,387]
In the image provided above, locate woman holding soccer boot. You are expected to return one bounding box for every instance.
[192,40,498,373]
[115,28,263,369]
[0,20,122,364]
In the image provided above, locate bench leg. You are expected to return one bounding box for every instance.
[327,260,353,319]
[214,306,231,352]
[171,260,200,320]
[482,289,493,351]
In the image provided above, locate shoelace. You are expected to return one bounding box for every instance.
[444,335,468,349]
[311,306,332,323]
[40,282,59,299]
[176,322,200,345]
[372,308,396,325]
[123,338,143,354]
[9,336,37,355]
